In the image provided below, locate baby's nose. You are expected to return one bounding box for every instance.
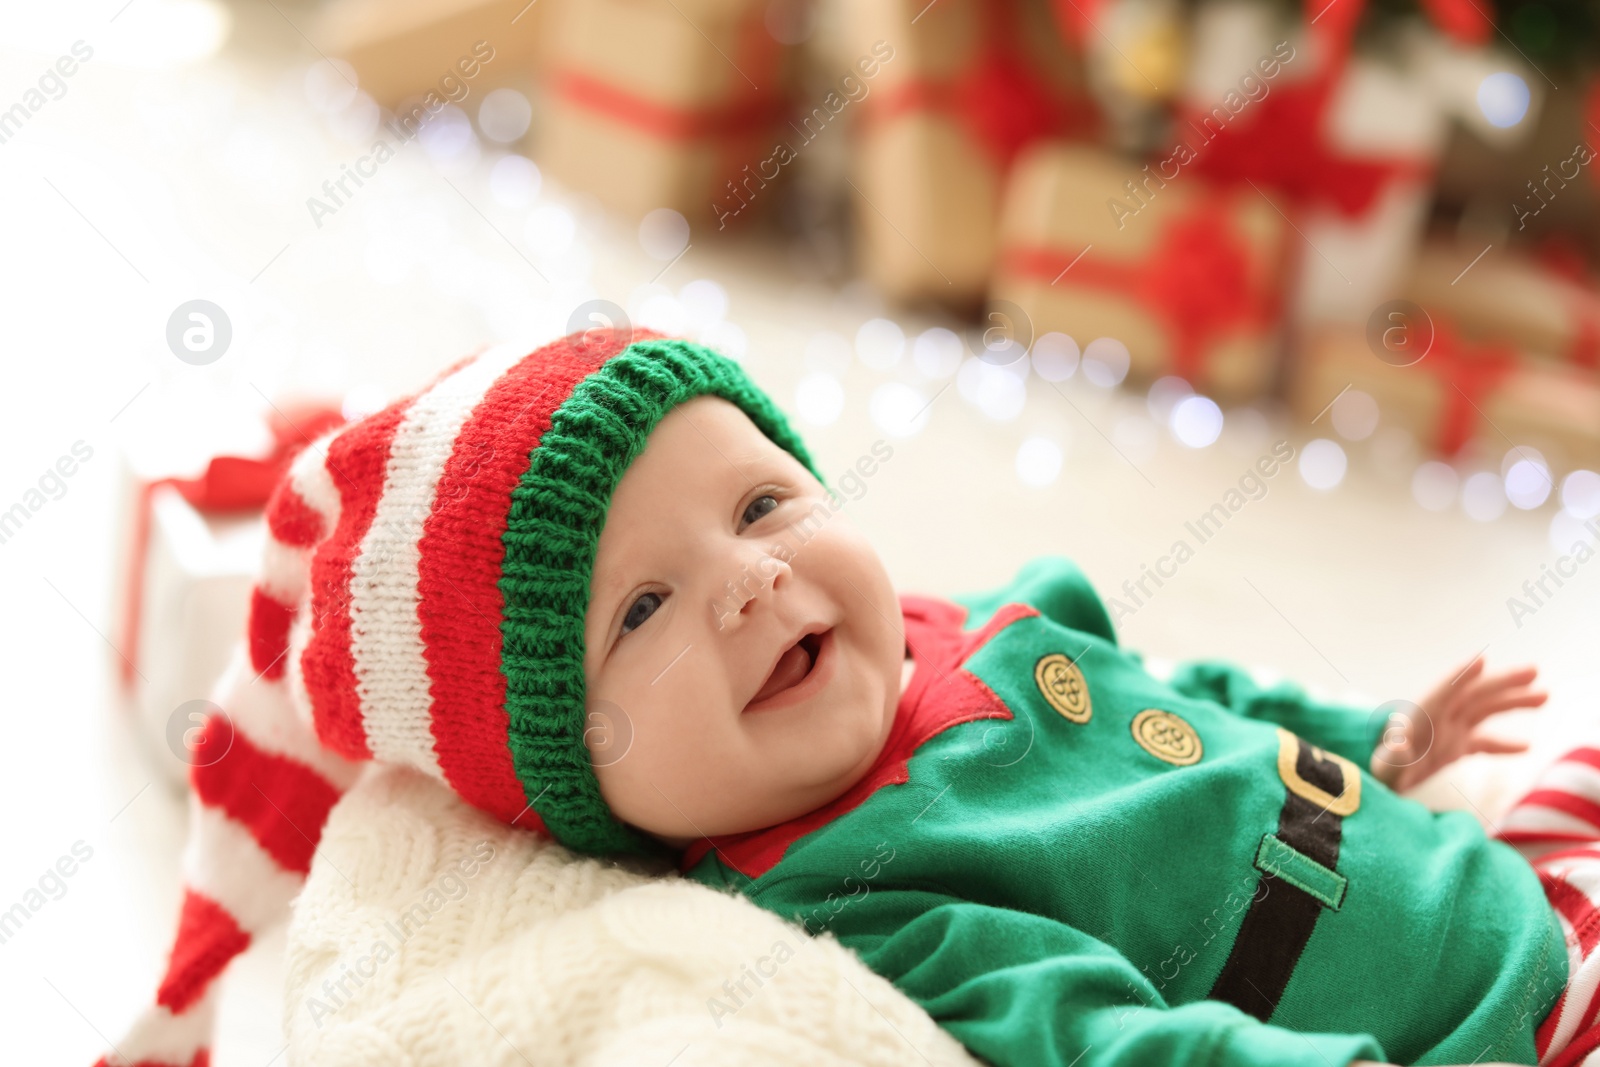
[715,547,794,625]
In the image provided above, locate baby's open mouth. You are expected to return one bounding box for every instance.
[745,630,826,711]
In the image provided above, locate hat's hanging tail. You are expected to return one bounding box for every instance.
[98,436,364,1067]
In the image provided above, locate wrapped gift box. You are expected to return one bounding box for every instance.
[536,0,797,224]
[1404,239,1600,369]
[846,0,1096,307]
[1176,0,1540,327]
[1289,322,1600,466]
[112,402,344,784]
[313,0,554,110]
[1281,52,1446,326]
[990,142,1288,400]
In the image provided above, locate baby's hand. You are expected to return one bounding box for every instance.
[1369,655,1548,792]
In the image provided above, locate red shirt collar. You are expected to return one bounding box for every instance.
[677,593,1039,880]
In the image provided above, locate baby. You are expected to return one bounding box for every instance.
[582,381,1573,1067]
[102,331,1593,1067]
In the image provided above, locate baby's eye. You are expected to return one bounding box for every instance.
[620,592,662,636]
[741,494,779,528]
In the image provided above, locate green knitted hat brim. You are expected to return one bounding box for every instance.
[497,338,824,856]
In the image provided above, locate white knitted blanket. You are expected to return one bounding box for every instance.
[283,716,1576,1066]
[283,764,983,1066]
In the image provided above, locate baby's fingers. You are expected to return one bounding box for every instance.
[1452,666,1540,713]
[1422,656,1485,708]
[1466,734,1531,756]
[1473,665,1540,692]
[1462,687,1548,722]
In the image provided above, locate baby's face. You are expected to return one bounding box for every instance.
[581,395,904,848]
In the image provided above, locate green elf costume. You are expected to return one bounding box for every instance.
[682,556,1568,1067]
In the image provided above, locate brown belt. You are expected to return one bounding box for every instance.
[1208,728,1360,1021]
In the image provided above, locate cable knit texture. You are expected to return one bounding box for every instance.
[285,764,983,1067]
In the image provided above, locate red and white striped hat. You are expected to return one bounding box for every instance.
[99,328,822,1067]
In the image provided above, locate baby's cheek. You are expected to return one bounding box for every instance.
[596,696,703,796]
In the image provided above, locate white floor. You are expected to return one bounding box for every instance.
[2,3,1597,1065]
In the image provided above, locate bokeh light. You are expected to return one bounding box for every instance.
[679,279,729,327]
[956,358,1026,421]
[489,155,541,208]
[1081,337,1130,387]
[1146,376,1192,422]
[856,318,906,371]
[1461,471,1507,521]
[1503,452,1552,510]
[1550,508,1600,554]
[305,60,358,113]
[1298,439,1347,490]
[869,382,932,438]
[639,208,690,260]
[1412,461,1458,511]
[1170,395,1223,448]
[1561,470,1600,518]
[524,204,576,259]
[912,327,963,379]
[478,88,533,143]
[1477,71,1531,128]
[1030,332,1080,382]
[1016,436,1063,487]
[796,372,845,426]
[1330,389,1379,441]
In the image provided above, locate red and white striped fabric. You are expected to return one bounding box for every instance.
[96,337,586,1067]
[1497,747,1600,1067]
[291,338,552,828]
[98,428,366,1067]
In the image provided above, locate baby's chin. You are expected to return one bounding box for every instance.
[742,687,896,804]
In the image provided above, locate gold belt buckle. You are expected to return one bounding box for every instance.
[1275,728,1360,817]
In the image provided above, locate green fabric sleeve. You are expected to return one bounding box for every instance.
[1160,660,1388,770]
[809,884,1387,1067]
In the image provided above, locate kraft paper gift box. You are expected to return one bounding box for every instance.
[845,0,1097,308]
[313,0,553,110]
[535,0,797,225]
[1288,322,1600,467]
[990,142,1288,401]
[112,402,344,785]
[1405,239,1600,370]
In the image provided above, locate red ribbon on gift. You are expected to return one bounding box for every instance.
[1412,320,1517,456]
[117,403,346,688]
[1049,0,1105,48]
[1176,0,1434,219]
[1418,0,1494,44]
[1001,194,1275,381]
[1535,237,1600,369]
[546,8,789,186]
[549,57,789,142]
[862,0,1097,171]
[1573,314,1600,370]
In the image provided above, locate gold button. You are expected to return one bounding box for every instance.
[1035,653,1091,724]
[1131,709,1202,766]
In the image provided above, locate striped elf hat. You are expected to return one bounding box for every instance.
[100,329,821,1067]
